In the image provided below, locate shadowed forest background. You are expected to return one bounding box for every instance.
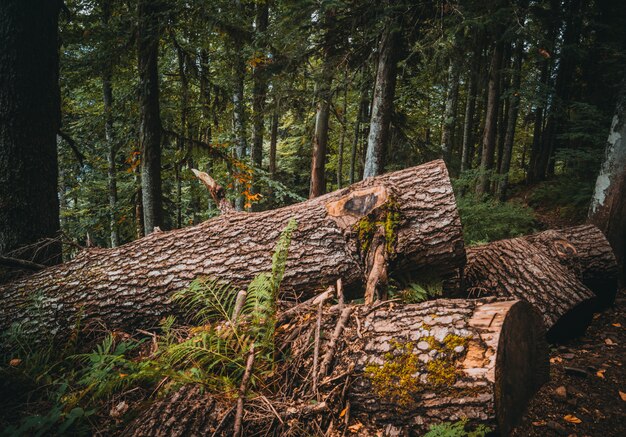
[7,0,622,257]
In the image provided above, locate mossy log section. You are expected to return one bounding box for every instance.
[0,160,465,344]
[464,237,596,341]
[123,299,547,436]
[524,224,618,307]
[326,299,548,435]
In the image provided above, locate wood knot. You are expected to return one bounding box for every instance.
[553,239,577,258]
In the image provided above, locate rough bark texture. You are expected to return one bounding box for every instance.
[0,0,62,266]
[251,0,268,198]
[363,17,400,178]
[526,225,619,306]
[0,160,465,346]
[309,59,332,198]
[476,41,503,195]
[464,237,596,341]
[138,0,164,234]
[441,56,461,166]
[588,74,626,281]
[123,299,547,436]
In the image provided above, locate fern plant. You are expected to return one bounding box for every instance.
[165,218,298,389]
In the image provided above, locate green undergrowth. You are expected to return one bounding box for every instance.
[0,220,298,436]
[456,195,536,245]
[423,419,491,437]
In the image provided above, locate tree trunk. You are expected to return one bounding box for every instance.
[309,49,334,198]
[102,0,119,248]
[251,1,268,200]
[0,0,62,266]
[138,0,164,234]
[232,35,247,211]
[525,225,619,306]
[464,237,596,341]
[269,97,279,179]
[496,40,523,201]
[460,43,481,172]
[363,16,400,178]
[588,74,626,281]
[476,41,503,195]
[441,55,461,167]
[0,160,465,345]
[125,298,547,436]
[337,67,348,189]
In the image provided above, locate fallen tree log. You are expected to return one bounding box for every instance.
[123,298,547,436]
[525,224,618,307]
[464,237,596,341]
[0,160,465,345]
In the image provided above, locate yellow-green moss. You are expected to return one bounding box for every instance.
[364,340,422,406]
[443,333,469,351]
[426,358,457,386]
[353,199,403,256]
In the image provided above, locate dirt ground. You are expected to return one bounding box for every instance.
[512,289,626,437]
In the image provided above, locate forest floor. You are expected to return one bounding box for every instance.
[512,288,626,437]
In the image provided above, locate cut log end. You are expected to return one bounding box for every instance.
[492,300,549,435]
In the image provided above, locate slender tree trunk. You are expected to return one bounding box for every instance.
[337,67,348,188]
[497,41,524,200]
[461,44,481,172]
[175,43,188,228]
[232,36,247,210]
[363,17,400,178]
[269,98,279,179]
[199,50,212,143]
[309,53,334,198]
[476,41,503,195]
[589,75,626,280]
[441,54,461,167]
[251,1,269,202]
[138,0,164,234]
[101,0,119,248]
[0,0,62,266]
[495,43,511,176]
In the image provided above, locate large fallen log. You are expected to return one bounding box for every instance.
[0,160,465,345]
[123,298,548,436]
[464,237,596,341]
[525,224,618,307]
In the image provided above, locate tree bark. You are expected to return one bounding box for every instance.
[441,54,461,167]
[363,16,400,178]
[232,34,247,211]
[138,0,164,234]
[0,0,62,266]
[460,40,481,172]
[125,298,547,436]
[496,40,524,201]
[476,41,503,195]
[309,39,334,199]
[269,97,279,179]
[464,237,596,342]
[337,67,348,189]
[251,1,268,200]
[525,225,618,306]
[0,160,465,346]
[588,74,626,281]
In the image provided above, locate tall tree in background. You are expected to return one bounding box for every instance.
[476,35,504,195]
[363,8,401,178]
[138,0,164,234]
[441,35,461,167]
[589,74,626,279]
[0,0,62,265]
[309,10,336,198]
[251,0,269,196]
[102,0,119,247]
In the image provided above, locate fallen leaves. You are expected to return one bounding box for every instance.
[612,323,622,328]
[564,414,582,424]
[8,358,21,367]
[339,406,348,418]
[550,356,563,364]
[532,420,547,426]
[604,338,616,346]
[348,422,363,433]
[619,391,626,402]
[596,369,606,379]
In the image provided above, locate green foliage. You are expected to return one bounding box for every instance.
[423,419,491,437]
[456,195,536,245]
